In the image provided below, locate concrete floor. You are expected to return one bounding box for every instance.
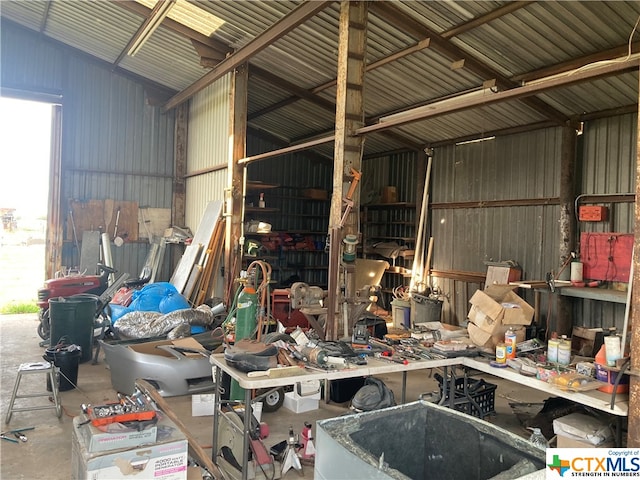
[0,313,551,480]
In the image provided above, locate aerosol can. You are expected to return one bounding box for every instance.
[300,422,316,459]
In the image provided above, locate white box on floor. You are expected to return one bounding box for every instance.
[283,390,320,414]
[72,414,188,479]
[191,393,216,416]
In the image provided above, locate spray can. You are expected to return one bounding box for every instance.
[505,327,517,359]
[557,335,571,366]
[495,342,507,364]
[547,332,559,363]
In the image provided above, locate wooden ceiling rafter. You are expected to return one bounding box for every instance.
[115,1,231,56]
[513,41,640,84]
[368,2,569,126]
[356,57,639,136]
[248,37,432,121]
[163,1,333,111]
[39,1,52,34]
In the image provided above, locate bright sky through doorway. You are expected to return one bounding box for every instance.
[0,97,52,218]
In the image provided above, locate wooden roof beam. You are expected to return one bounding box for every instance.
[115,1,231,56]
[357,57,639,135]
[164,1,332,111]
[248,37,431,121]
[368,2,568,125]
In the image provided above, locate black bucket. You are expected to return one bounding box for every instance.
[411,293,443,326]
[44,343,82,391]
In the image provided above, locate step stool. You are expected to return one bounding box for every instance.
[5,361,62,423]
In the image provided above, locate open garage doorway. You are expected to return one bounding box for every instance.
[0,96,56,313]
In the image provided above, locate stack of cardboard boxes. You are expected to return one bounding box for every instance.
[467,285,535,350]
[72,413,188,479]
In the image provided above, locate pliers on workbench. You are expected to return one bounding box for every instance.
[1,426,35,443]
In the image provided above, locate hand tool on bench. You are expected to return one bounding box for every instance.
[246,366,306,378]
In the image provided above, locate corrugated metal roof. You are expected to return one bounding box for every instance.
[2,1,639,157]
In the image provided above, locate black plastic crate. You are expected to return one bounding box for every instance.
[435,374,497,419]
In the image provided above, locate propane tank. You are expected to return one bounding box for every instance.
[230,281,258,401]
[235,284,258,341]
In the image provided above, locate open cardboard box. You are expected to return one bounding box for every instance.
[467,285,534,349]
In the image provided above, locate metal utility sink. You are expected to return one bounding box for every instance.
[315,400,545,480]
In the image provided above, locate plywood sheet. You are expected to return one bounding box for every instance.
[68,199,139,243]
[170,243,203,294]
[139,208,172,240]
[192,201,223,246]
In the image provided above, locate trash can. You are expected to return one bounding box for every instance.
[411,293,443,326]
[49,296,97,363]
[43,343,82,391]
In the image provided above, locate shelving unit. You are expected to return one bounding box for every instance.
[361,203,417,302]
[244,184,330,287]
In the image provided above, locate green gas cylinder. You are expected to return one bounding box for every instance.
[230,284,258,401]
[235,285,258,341]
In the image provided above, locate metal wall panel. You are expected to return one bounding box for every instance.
[430,128,563,324]
[185,76,232,233]
[2,22,175,280]
[573,113,637,331]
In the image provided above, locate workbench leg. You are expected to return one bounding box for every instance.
[438,366,449,406]
[401,372,407,404]
[212,366,222,464]
[242,388,252,480]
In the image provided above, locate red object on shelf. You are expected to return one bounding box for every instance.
[578,206,608,222]
[580,232,633,282]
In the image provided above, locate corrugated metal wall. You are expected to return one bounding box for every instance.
[185,77,231,230]
[431,128,563,325]
[184,77,232,299]
[573,113,637,330]
[2,22,175,280]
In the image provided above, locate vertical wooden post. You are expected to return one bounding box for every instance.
[556,124,577,335]
[46,105,63,280]
[225,65,248,305]
[326,1,367,340]
[627,66,640,448]
[171,103,188,275]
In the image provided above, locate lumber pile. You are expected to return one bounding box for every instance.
[169,201,225,306]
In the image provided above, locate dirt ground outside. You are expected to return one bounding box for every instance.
[0,241,45,307]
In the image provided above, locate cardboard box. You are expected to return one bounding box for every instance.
[72,414,188,479]
[283,390,320,414]
[469,285,534,333]
[571,326,604,357]
[553,413,614,448]
[191,393,216,417]
[76,413,158,453]
[485,266,521,289]
[468,322,525,350]
[557,434,615,448]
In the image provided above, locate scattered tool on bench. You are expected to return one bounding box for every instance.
[1,426,34,443]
